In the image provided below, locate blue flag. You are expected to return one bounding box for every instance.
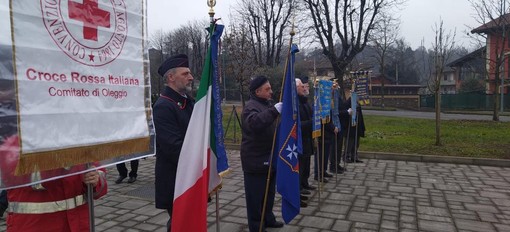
[210,25,229,175]
[351,91,358,125]
[331,88,341,129]
[318,80,333,123]
[275,43,301,224]
[312,82,321,138]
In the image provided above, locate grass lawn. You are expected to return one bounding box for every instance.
[361,115,510,159]
[222,106,510,159]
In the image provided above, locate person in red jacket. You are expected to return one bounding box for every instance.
[2,136,108,232]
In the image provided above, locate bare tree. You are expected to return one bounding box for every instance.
[370,12,400,108]
[223,23,258,106]
[149,29,169,95]
[303,0,404,95]
[429,20,456,146]
[470,0,510,121]
[184,20,209,79]
[233,0,294,67]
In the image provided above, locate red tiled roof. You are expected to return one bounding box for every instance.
[471,13,510,34]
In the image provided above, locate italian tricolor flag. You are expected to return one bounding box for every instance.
[171,24,226,232]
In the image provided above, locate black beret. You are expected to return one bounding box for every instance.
[249,76,269,92]
[300,76,309,84]
[158,54,189,77]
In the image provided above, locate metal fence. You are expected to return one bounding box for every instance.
[420,93,510,111]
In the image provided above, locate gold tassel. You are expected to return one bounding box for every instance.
[15,137,150,176]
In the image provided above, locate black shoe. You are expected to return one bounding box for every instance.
[324,173,333,178]
[330,166,345,174]
[346,159,354,163]
[115,176,127,184]
[303,185,316,190]
[301,189,311,195]
[0,206,6,218]
[127,176,137,183]
[300,195,309,200]
[266,221,284,228]
[313,177,329,183]
[355,159,363,163]
[300,201,308,207]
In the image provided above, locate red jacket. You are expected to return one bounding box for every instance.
[6,172,107,232]
[2,136,108,232]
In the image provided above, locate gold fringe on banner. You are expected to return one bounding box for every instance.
[14,137,151,176]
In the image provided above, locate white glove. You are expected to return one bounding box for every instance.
[274,102,283,114]
[347,108,353,115]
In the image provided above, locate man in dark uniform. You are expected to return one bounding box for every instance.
[153,54,195,231]
[329,82,346,173]
[241,75,284,232]
[295,77,315,207]
[339,81,364,163]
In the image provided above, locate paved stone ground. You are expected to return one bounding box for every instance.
[1,150,510,232]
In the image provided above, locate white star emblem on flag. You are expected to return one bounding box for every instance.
[286,143,298,160]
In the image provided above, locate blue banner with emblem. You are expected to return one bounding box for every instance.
[318,80,333,123]
[312,81,321,138]
[274,43,301,224]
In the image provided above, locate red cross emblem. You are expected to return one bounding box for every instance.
[68,0,111,41]
[41,0,127,66]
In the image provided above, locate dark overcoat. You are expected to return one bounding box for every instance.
[298,95,314,156]
[338,97,365,138]
[153,86,194,210]
[240,95,279,173]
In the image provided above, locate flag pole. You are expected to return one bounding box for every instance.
[319,125,325,210]
[332,82,338,183]
[215,191,220,232]
[258,20,295,232]
[313,78,321,208]
[207,2,222,231]
[352,79,360,164]
[315,136,321,206]
[335,133,338,183]
[86,163,95,232]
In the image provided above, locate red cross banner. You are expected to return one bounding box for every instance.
[0,0,153,189]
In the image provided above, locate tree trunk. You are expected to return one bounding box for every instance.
[380,55,386,108]
[493,67,501,121]
[493,89,500,121]
[239,84,246,107]
[435,89,441,146]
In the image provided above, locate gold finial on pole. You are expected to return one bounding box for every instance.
[207,0,216,23]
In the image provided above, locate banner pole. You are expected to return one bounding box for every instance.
[344,124,351,172]
[86,163,95,232]
[216,191,220,232]
[335,133,338,184]
[354,116,359,163]
[315,138,321,208]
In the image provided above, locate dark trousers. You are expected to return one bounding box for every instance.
[116,160,139,177]
[166,209,172,232]
[243,172,277,232]
[344,134,361,161]
[314,139,331,178]
[330,133,344,169]
[298,155,311,188]
[0,190,7,209]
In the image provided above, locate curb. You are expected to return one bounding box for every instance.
[224,143,510,167]
[359,151,510,167]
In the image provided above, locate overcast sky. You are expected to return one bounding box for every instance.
[148,0,481,50]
